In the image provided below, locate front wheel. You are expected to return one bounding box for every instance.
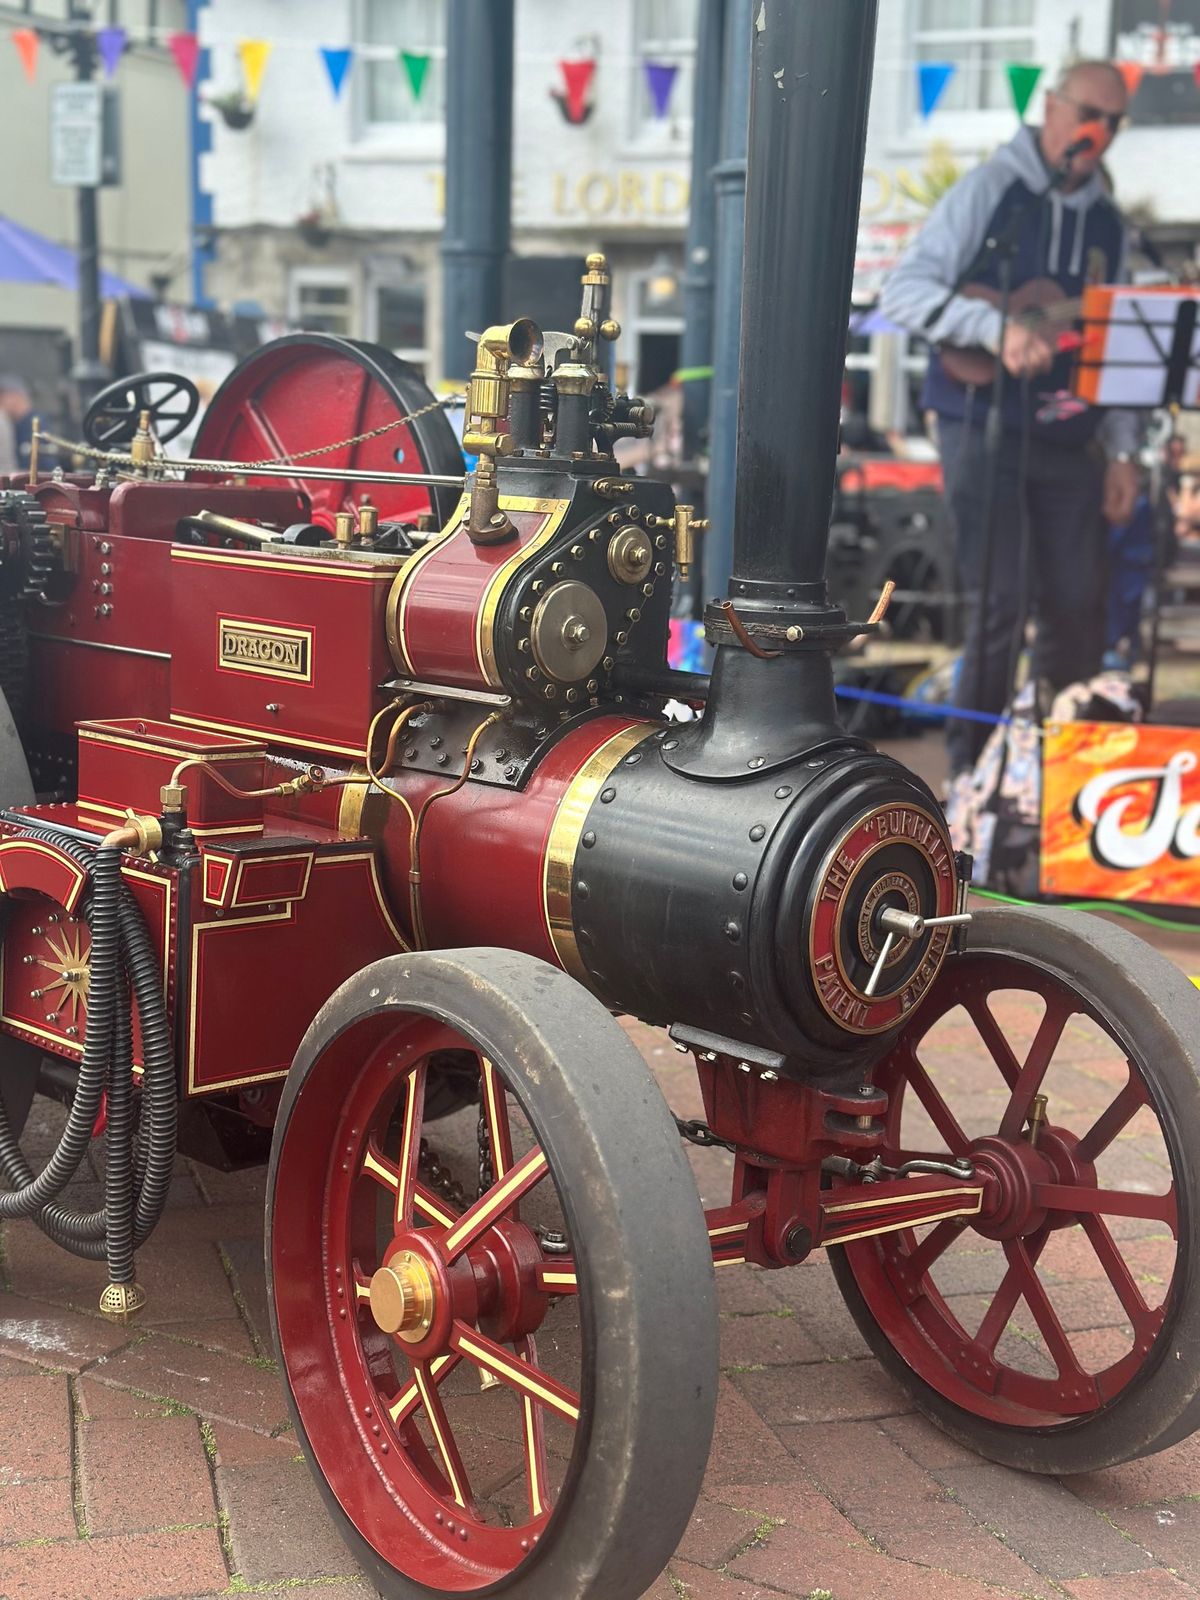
[267,948,718,1599]
[830,905,1200,1475]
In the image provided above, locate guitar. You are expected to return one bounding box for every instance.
[938,278,1086,387]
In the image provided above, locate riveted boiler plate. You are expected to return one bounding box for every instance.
[530,581,607,682]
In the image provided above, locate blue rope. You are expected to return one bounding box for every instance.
[833,684,1012,728]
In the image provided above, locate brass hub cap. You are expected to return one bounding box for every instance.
[369,1250,436,1343]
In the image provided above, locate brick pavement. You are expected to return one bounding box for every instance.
[1,887,1199,1594]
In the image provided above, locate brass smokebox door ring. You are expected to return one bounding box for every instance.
[530,581,608,682]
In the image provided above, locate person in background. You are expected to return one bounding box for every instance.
[880,60,1139,780]
[0,376,39,475]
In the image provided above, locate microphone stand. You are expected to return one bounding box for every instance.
[961,147,1077,760]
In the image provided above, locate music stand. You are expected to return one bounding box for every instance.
[1073,284,1200,712]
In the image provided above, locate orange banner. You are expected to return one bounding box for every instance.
[1041,721,1200,905]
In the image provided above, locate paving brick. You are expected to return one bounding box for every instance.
[877,1411,984,1471]
[1109,1499,1200,1576]
[80,1414,216,1536]
[727,1521,1027,1599]
[733,1357,910,1427]
[765,1262,872,1360]
[703,1477,864,1541]
[701,1377,797,1488]
[209,1419,299,1467]
[0,1525,228,1599]
[673,1492,761,1566]
[86,1332,288,1434]
[0,1373,72,1484]
[1063,1572,1198,1599]
[216,1457,365,1585]
[0,1477,77,1544]
[938,1461,1154,1579]
[720,1312,823,1370]
[0,1291,132,1374]
[718,1265,786,1318]
[217,1235,271,1354]
[788,1420,1055,1596]
[1067,1429,1200,1513]
[669,1559,783,1598]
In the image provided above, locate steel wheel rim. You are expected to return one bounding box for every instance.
[841,949,1181,1432]
[272,1010,589,1592]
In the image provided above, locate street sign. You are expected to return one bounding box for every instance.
[51,82,103,187]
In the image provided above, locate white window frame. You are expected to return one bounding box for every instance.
[626,1,697,152]
[288,267,358,338]
[905,0,1037,145]
[351,0,447,158]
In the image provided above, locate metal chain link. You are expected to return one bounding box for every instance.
[674,1114,737,1153]
[35,390,465,477]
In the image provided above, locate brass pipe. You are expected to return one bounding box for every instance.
[407,711,503,948]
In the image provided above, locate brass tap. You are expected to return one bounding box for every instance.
[647,505,709,581]
[130,409,157,473]
[463,319,544,544]
[334,510,355,546]
[357,497,379,541]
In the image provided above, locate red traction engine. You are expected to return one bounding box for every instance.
[3,7,1200,1597]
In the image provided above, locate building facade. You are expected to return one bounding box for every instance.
[199,0,699,393]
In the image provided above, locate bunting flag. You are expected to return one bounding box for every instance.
[96,26,127,77]
[237,38,272,101]
[400,49,430,100]
[1116,60,1144,99]
[644,59,678,119]
[1195,61,1200,89]
[11,28,38,84]
[320,45,352,99]
[558,57,595,123]
[167,31,200,88]
[917,60,955,119]
[1005,62,1042,119]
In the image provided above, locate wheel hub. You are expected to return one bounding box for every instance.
[370,1250,436,1342]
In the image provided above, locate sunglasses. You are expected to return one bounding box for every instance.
[1057,94,1126,135]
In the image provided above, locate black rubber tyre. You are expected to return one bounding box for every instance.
[266,948,718,1599]
[0,1037,40,1139]
[830,905,1200,1474]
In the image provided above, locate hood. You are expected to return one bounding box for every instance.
[994,124,1107,275]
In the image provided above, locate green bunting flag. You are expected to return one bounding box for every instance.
[400,49,430,100]
[1005,62,1042,119]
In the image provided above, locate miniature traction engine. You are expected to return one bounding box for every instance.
[1,5,1200,1598]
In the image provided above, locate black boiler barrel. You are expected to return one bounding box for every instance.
[731,0,878,594]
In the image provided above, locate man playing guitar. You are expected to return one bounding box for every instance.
[882,60,1139,778]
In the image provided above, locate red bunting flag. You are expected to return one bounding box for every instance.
[1116,60,1144,99]
[557,58,595,124]
[11,29,38,84]
[167,31,200,88]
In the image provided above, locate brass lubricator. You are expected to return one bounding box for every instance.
[130,409,157,474]
[646,505,708,581]
[464,319,544,543]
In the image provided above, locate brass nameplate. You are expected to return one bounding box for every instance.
[218,619,312,683]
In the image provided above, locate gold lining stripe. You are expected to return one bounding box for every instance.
[454,1330,580,1422]
[172,546,400,582]
[171,711,368,761]
[0,840,89,914]
[539,1271,578,1290]
[412,1365,468,1506]
[823,1186,982,1216]
[523,1392,544,1517]
[386,493,469,675]
[443,1147,548,1255]
[714,1257,747,1269]
[707,1222,747,1240]
[78,729,263,760]
[388,1352,455,1425]
[481,1056,508,1177]
[542,723,654,983]
[473,496,570,685]
[828,1204,983,1245]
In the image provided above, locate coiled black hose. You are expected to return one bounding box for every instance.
[0,830,177,1287]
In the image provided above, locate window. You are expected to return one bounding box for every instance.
[913,0,1035,115]
[633,0,698,137]
[360,0,446,129]
[289,272,355,337]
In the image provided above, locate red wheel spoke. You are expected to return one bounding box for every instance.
[976,1227,1049,1355]
[905,1055,971,1156]
[1035,1182,1177,1232]
[442,1145,549,1260]
[998,994,1073,1140]
[536,1260,578,1295]
[362,1136,455,1229]
[963,993,1023,1088]
[412,1359,475,1513]
[1003,1237,1095,1395]
[1076,1075,1150,1164]
[387,1352,460,1427]
[394,1062,427,1229]
[902,1218,963,1292]
[451,1321,581,1424]
[480,1056,515,1178]
[1080,1214,1159,1335]
[517,1335,552,1519]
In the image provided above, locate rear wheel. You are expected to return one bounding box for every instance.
[267,947,718,1598]
[830,905,1200,1473]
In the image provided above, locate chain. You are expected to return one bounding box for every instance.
[476,1100,495,1202]
[35,391,465,477]
[418,1137,468,1211]
[674,1114,737,1153]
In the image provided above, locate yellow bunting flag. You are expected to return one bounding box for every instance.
[237,38,272,102]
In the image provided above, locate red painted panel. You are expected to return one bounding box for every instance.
[77,719,265,833]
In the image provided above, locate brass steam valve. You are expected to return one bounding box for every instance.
[463,319,544,544]
[646,504,709,581]
[130,409,157,474]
